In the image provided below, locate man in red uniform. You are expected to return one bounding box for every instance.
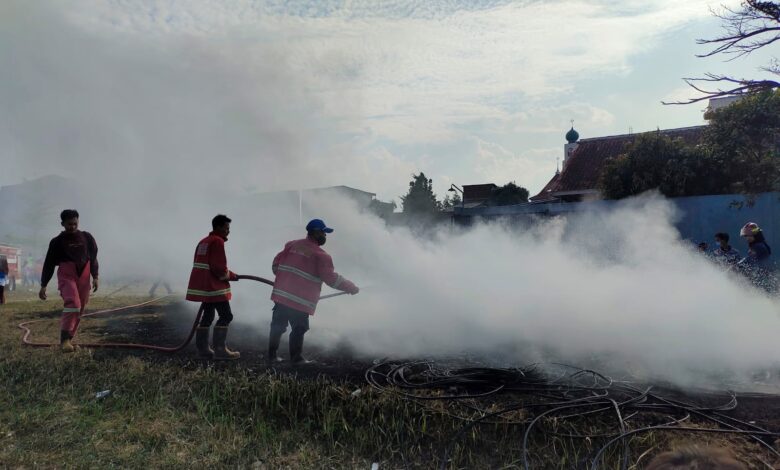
[186,214,240,360]
[39,209,99,352]
[269,218,359,364]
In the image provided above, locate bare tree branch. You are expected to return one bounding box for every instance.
[696,1,780,58]
[667,1,780,105]
[663,75,779,105]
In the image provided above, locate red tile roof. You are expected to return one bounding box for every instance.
[530,126,705,201]
[529,172,561,202]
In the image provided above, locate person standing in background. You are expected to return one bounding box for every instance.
[0,255,9,305]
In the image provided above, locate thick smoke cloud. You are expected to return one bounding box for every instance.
[1,0,363,281]
[240,193,780,388]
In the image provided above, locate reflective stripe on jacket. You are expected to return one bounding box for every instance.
[270,237,355,315]
[186,232,237,303]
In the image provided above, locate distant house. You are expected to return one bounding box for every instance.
[530,125,705,203]
[248,185,380,211]
[242,185,393,228]
[462,184,498,208]
[703,95,742,119]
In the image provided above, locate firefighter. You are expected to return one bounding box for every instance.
[268,218,359,364]
[39,209,99,352]
[186,214,241,360]
[737,222,776,292]
[739,222,772,267]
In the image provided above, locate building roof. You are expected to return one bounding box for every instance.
[529,172,561,203]
[530,126,705,201]
[463,183,498,204]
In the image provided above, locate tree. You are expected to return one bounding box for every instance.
[487,182,529,206]
[400,173,440,214]
[367,199,397,220]
[600,90,780,199]
[667,1,780,104]
[598,133,694,199]
[702,89,780,192]
[441,192,462,209]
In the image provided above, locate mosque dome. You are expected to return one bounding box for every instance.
[565,126,579,143]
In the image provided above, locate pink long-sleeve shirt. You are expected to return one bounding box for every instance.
[271,238,356,315]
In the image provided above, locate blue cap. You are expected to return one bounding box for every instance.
[306,219,334,233]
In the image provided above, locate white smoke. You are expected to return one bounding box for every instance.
[231,192,780,388]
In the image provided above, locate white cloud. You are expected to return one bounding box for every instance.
[2,0,746,200]
[66,0,724,145]
[471,137,558,192]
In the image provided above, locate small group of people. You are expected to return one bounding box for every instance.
[184,214,359,364]
[38,209,359,363]
[697,221,775,291]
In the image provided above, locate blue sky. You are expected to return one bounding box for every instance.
[1,0,776,202]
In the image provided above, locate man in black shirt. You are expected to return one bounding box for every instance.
[40,210,99,352]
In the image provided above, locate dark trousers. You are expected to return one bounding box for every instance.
[199,301,233,327]
[268,303,310,359]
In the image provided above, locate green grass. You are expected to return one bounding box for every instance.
[0,291,775,468]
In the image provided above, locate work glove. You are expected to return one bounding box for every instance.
[345,282,359,295]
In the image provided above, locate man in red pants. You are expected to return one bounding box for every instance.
[186,214,240,360]
[39,209,99,352]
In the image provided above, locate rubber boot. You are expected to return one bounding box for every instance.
[212,326,240,360]
[267,347,284,364]
[60,330,76,353]
[195,327,214,359]
[289,328,314,365]
[267,329,284,363]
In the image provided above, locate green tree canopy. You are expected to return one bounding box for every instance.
[704,89,780,193]
[599,89,780,199]
[488,182,529,206]
[400,173,440,214]
[441,192,462,209]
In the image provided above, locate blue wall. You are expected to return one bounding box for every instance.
[673,193,780,250]
[455,192,780,251]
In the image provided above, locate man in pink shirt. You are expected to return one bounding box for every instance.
[269,219,359,364]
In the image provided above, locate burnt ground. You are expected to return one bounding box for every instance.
[86,299,374,383]
[77,300,780,431]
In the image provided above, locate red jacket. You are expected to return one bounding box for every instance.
[186,232,237,303]
[271,237,357,315]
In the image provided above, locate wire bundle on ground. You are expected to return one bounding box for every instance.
[366,361,780,469]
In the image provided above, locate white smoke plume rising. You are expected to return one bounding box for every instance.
[240,193,779,388]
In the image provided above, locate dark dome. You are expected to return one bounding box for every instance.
[565,126,579,143]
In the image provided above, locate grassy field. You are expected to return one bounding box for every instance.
[0,290,776,469]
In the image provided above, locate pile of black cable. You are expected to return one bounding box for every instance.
[365,361,780,469]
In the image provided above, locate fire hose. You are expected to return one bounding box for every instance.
[18,274,349,351]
